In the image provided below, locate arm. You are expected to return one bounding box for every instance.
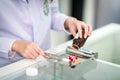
[0,37,45,59]
[51,0,92,38]
[11,40,46,59]
[50,0,69,31]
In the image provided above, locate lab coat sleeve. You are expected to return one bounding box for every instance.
[0,37,15,58]
[50,0,69,32]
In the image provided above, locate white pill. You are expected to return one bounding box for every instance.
[74,33,79,39]
[62,58,70,62]
[26,67,38,76]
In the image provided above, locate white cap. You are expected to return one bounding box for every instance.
[26,67,38,76]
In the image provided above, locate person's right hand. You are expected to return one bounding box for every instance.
[12,40,46,59]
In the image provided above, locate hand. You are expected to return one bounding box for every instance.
[64,17,92,38]
[12,40,46,59]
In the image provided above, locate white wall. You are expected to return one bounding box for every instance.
[92,0,120,28]
[83,0,96,29]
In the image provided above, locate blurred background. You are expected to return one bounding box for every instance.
[51,0,120,47]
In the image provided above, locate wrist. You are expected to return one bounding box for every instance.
[12,40,21,52]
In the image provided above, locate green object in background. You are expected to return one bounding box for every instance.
[43,0,49,16]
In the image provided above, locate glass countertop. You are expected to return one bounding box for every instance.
[0,39,120,80]
[1,52,120,80]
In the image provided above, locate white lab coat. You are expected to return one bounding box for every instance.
[0,0,68,67]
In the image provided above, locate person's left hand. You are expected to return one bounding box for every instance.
[64,17,92,38]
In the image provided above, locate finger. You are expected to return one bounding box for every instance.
[81,22,89,38]
[69,25,77,37]
[35,45,46,57]
[26,45,39,58]
[39,48,46,57]
[27,52,36,59]
[32,45,40,55]
[22,51,30,59]
[33,44,43,55]
[88,24,92,36]
[76,22,82,38]
[30,48,39,58]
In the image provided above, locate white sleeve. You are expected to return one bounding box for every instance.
[0,37,16,59]
[50,0,70,32]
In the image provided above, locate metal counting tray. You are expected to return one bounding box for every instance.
[45,46,98,68]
